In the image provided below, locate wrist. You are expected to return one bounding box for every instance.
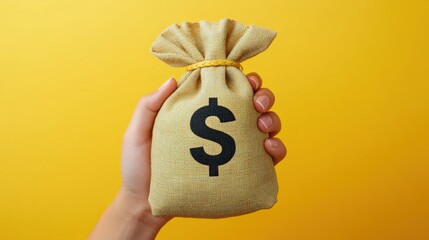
[112,187,171,234]
[113,187,150,219]
[88,187,170,240]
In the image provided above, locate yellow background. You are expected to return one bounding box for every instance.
[1,0,428,239]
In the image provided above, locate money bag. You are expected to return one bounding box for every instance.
[149,18,278,218]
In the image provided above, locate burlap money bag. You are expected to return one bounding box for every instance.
[149,18,278,218]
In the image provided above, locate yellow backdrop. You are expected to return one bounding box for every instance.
[1,0,428,239]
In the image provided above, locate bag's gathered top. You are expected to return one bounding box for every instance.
[186,59,243,71]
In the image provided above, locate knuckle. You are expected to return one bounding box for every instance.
[259,87,273,96]
[280,148,287,159]
[247,72,262,81]
[266,89,275,103]
[267,112,281,130]
[138,95,157,112]
[268,111,280,121]
[278,141,287,159]
[271,138,286,157]
[138,96,149,106]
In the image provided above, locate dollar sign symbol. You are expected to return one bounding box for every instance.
[190,98,236,177]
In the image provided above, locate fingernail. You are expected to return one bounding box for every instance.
[249,75,259,89]
[268,139,279,148]
[258,115,272,129]
[256,95,269,111]
[158,77,174,91]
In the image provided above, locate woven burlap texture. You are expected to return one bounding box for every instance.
[149,18,278,218]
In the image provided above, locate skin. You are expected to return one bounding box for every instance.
[88,72,287,240]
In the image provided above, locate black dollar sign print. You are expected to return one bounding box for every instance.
[190,98,236,177]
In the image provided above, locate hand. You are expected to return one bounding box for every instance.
[89,73,287,240]
[247,72,287,165]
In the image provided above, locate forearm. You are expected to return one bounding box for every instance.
[88,188,164,240]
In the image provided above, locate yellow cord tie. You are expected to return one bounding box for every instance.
[186,59,243,71]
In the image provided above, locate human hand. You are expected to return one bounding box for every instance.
[89,73,287,240]
[88,78,178,240]
[247,72,287,165]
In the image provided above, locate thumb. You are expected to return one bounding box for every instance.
[124,77,177,145]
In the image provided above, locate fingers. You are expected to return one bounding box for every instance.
[247,72,286,164]
[124,77,177,145]
[247,73,275,113]
[258,111,285,165]
[257,112,281,137]
[253,88,275,113]
[246,72,262,91]
[264,138,287,165]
